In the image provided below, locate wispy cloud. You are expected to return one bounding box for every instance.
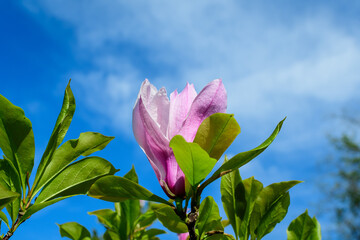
[21,1,360,149]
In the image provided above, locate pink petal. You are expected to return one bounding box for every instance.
[178,79,227,142]
[132,98,166,182]
[165,154,185,197]
[138,98,170,150]
[138,80,170,136]
[168,83,197,139]
[178,233,189,240]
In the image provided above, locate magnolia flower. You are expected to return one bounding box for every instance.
[132,79,227,198]
[178,232,189,240]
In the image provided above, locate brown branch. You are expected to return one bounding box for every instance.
[3,211,27,240]
[186,211,198,240]
[3,231,13,240]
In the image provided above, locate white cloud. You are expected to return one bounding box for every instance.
[21,1,360,150]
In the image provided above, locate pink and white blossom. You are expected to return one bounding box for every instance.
[132,79,227,198]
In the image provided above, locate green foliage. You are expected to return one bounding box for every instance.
[197,196,224,239]
[58,222,92,240]
[325,124,360,239]
[213,118,285,177]
[0,81,116,237]
[36,157,117,202]
[60,168,166,240]
[88,113,291,240]
[196,118,286,196]
[0,186,19,211]
[250,181,301,239]
[34,81,76,194]
[193,113,241,160]
[0,211,9,230]
[170,135,217,188]
[221,167,300,240]
[33,132,114,196]
[287,210,321,240]
[0,93,35,193]
[0,159,21,222]
[155,205,188,233]
[88,175,171,206]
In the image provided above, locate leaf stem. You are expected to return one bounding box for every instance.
[3,205,30,239]
[175,198,186,221]
[197,169,233,197]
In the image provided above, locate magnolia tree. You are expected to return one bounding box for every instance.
[0,80,321,240]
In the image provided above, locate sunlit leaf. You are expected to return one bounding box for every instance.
[103,229,120,240]
[141,228,166,240]
[238,177,263,239]
[0,211,9,229]
[88,176,172,206]
[122,166,141,233]
[58,222,91,240]
[197,196,223,238]
[36,157,117,203]
[0,185,19,211]
[34,81,75,192]
[0,94,35,192]
[287,210,321,240]
[134,208,157,229]
[88,209,118,230]
[170,135,217,188]
[0,159,21,222]
[250,180,301,239]
[154,205,187,233]
[194,113,240,160]
[34,132,114,195]
[220,166,243,239]
[256,192,290,239]
[19,196,71,223]
[213,118,285,177]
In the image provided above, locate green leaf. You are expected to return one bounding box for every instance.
[170,135,217,187]
[91,230,101,240]
[212,118,285,177]
[309,217,321,240]
[116,202,133,238]
[220,167,243,239]
[88,176,172,206]
[0,94,35,192]
[197,196,224,238]
[122,166,141,232]
[0,185,19,211]
[287,210,321,240]
[221,220,230,228]
[141,228,166,240]
[256,192,290,239]
[0,159,21,222]
[154,205,187,233]
[238,177,263,239]
[0,211,9,229]
[34,82,76,192]
[88,209,118,230]
[123,165,139,184]
[250,180,301,239]
[103,230,120,240]
[204,234,236,240]
[134,209,157,229]
[194,113,241,160]
[34,132,114,196]
[19,196,72,223]
[36,157,117,203]
[58,222,91,240]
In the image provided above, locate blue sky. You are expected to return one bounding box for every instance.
[1,1,360,239]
